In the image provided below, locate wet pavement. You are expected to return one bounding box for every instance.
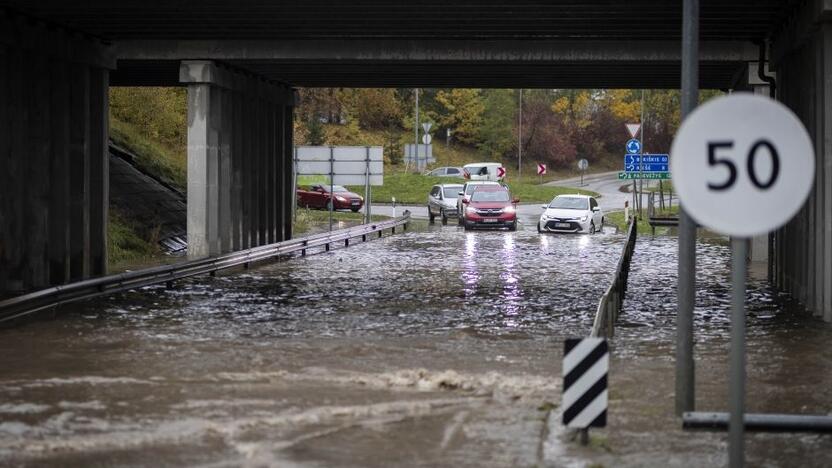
[1,219,830,467]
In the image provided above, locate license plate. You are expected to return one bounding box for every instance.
[351,201,360,205]
[555,222,571,228]
[483,219,499,223]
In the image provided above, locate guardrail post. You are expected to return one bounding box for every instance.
[325,243,330,252]
[345,239,350,247]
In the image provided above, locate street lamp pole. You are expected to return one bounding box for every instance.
[518,89,523,178]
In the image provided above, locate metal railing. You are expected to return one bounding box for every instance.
[591,216,637,337]
[0,212,411,324]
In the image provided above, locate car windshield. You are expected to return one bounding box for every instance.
[320,185,349,193]
[443,187,462,198]
[471,190,510,202]
[549,197,588,210]
[465,183,498,195]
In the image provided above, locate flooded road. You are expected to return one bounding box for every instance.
[1,220,830,467]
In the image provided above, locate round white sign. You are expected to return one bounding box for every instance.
[578,159,589,171]
[422,134,432,145]
[670,93,814,237]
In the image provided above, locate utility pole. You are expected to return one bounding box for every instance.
[414,88,420,172]
[518,89,523,178]
[639,89,646,217]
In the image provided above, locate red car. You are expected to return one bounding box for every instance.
[296,184,364,212]
[461,186,519,231]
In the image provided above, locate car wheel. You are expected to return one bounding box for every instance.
[351,207,360,213]
[463,222,471,231]
[326,200,333,211]
[589,222,596,234]
[428,208,436,224]
[509,222,517,232]
[537,221,543,233]
[441,210,448,225]
[458,213,463,226]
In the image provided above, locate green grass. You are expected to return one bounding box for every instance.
[605,204,679,235]
[110,118,187,191]
[293,208,390,235]
[348,171,598,205]
[108,209,165,271]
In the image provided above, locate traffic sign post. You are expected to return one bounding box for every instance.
[537,162,547,184]
[670,93,815,468]
[577,158,588,186]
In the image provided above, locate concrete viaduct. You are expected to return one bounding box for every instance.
[0,1,830,322]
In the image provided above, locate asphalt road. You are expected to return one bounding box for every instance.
[364,171,635,222]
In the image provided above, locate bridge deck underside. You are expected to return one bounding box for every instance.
[3,0,799,89]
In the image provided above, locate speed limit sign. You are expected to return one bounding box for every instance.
[670,93,815,237]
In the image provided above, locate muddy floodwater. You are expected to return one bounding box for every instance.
[1,220,830,467]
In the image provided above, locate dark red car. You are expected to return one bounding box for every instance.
[296,184,364,212]
[461,186,519,231]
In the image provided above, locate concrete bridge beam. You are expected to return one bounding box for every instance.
[179,60,294,259]
[0,13,114,295]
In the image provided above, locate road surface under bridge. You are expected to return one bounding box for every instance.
[1,217,830,466]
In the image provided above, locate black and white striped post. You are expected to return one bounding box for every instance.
[563,337,609,444]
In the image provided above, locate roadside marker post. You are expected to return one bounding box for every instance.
[537,162,547,184]
[563,337,608,445]
[671,93,815,467]
[577,159,588,186]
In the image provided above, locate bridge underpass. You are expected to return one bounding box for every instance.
[1,1,831,465]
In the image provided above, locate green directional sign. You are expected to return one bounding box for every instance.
[618,171,671,180]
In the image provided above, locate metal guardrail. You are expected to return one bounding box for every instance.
[591,216,637,337]
[0,212,411,324]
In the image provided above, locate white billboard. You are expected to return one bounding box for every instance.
[294,146,384,186]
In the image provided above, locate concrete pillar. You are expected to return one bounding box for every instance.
[68,63,91,281]
[283,95,295,241]
[230,86,243,251]
[0,12,113,295]
[773,5,832,321]
[88,68,109,276]
[823,23,832,322]
[218,86,233,254]
[48,59,71,285]
[183,77,220,258]
[180,60,293,257]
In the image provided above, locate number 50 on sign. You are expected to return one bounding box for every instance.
[670,94,815,237]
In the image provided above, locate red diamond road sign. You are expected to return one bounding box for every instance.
[497,166,506,178]
[537,163,547,175]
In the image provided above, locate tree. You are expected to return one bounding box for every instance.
[339,88,404,130]
[519,93,576,168]
[477,89,516,160]
[434,89,484,145]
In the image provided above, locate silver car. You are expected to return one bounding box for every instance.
[428,183,463,224]
[425,166,464,178]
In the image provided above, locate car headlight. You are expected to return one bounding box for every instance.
[466,206,477,213]
[335,196,347,202]
[581,215,589,222]
[504,206,516,214]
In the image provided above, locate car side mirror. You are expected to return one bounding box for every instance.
[592,207,600,212]
[512,198,520,204]
[458,191,464,196]
[541,204,548,210]
[462,199,469,204]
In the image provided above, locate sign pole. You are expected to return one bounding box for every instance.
[364,146,370,224]
[729,237,748,467]
[676,0,699,417]
[329,146,334,232]
[414,89,420,173]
